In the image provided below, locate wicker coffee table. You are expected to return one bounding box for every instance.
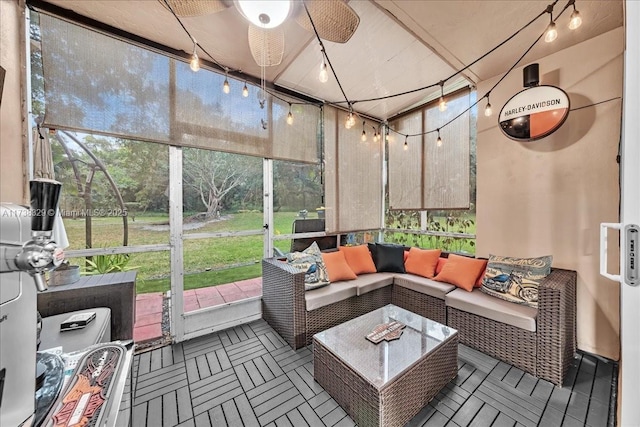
[313,304,458,427]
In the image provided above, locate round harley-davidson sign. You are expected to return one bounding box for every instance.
[499,85,570,141]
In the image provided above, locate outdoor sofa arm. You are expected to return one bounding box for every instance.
[536,268,577,385]
[261,257,307,349]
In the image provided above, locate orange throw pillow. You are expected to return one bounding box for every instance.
[321,251,357,282]
[404,248,442,279]
[435,254,487,292]
[339,245,377,275]
[435,257,448,274]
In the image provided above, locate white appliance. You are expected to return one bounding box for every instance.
[0,179,64,426]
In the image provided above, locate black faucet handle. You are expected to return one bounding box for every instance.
[30,179,62,233]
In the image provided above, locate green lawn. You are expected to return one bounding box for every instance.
[64,211,299,293]
[63,211,476,294]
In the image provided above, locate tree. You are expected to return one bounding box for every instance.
[183,149,261,218]
[273,161,322,211]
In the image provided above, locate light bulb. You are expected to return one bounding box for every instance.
[437,136,443,147]
[361,130,367,142]
[348,114,356,128]
[319,62,329,83]
[345,116,352,129]
[242,83,249,97]
[190,53,200,72]
[403,141,408,151]
[569,9,582,30]
[438,96,447,112]
[223,78,230,94]
[287,111,293,125]
[545,21,558,43]
[484,102,493,117]
[236,0,291,29]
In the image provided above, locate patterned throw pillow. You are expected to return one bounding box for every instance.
[287,242,330,291]
[480,254,553,308]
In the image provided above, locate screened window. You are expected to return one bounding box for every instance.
[388,89,471,210]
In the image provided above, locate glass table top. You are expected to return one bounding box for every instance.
[313,304,457,390]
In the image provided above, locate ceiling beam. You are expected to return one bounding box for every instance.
[372,0,480,84]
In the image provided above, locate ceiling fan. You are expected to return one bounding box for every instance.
[160,0,360,67]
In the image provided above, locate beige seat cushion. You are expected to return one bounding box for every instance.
[445,288,538,332]
[355,272,395,296]
[394,274,456,299]
[305,281,359,311]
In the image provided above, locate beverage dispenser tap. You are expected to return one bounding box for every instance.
[0,179,64,427]
[0,179,64,290]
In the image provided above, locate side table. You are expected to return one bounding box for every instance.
[37,271,136,340]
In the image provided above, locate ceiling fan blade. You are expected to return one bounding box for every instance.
[159,0,229,17]
[248,24,285,67]
[296,0,360,44]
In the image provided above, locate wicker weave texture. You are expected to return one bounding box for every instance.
[313,333,458,427]
[261,259,307,349]
[262,258,577,387]
[447,306,537,376]
[392,285,447,324]
[306,286,391,346]
[536,268,577,385]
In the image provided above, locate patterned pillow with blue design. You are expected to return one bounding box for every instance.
[480,254,552,308]
[287,242,330,291]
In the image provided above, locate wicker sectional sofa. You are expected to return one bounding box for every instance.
[261,257,577,386]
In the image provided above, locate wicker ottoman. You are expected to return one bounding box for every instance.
[313,304,458,427]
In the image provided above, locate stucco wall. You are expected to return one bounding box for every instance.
[0,0,27,204]
[476,27,623,360]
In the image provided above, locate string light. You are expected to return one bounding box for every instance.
[568,0,582,30]
[544,6,558,43]
[436,129,443,147]
[403,135,408,151]
[189,38,200,72]
[361,121,367,142]
[484,94,493,117]
[223,70,230,94]
[319,60,329,83]
[438,82,447,112]
[286,103,294,125]
[345,106,356,129]
[167,0,586,134]
[545,21,557,42]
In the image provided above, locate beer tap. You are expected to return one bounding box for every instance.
[0,179,64,291]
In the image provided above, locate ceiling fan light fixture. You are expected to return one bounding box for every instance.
[236,0,291,29]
